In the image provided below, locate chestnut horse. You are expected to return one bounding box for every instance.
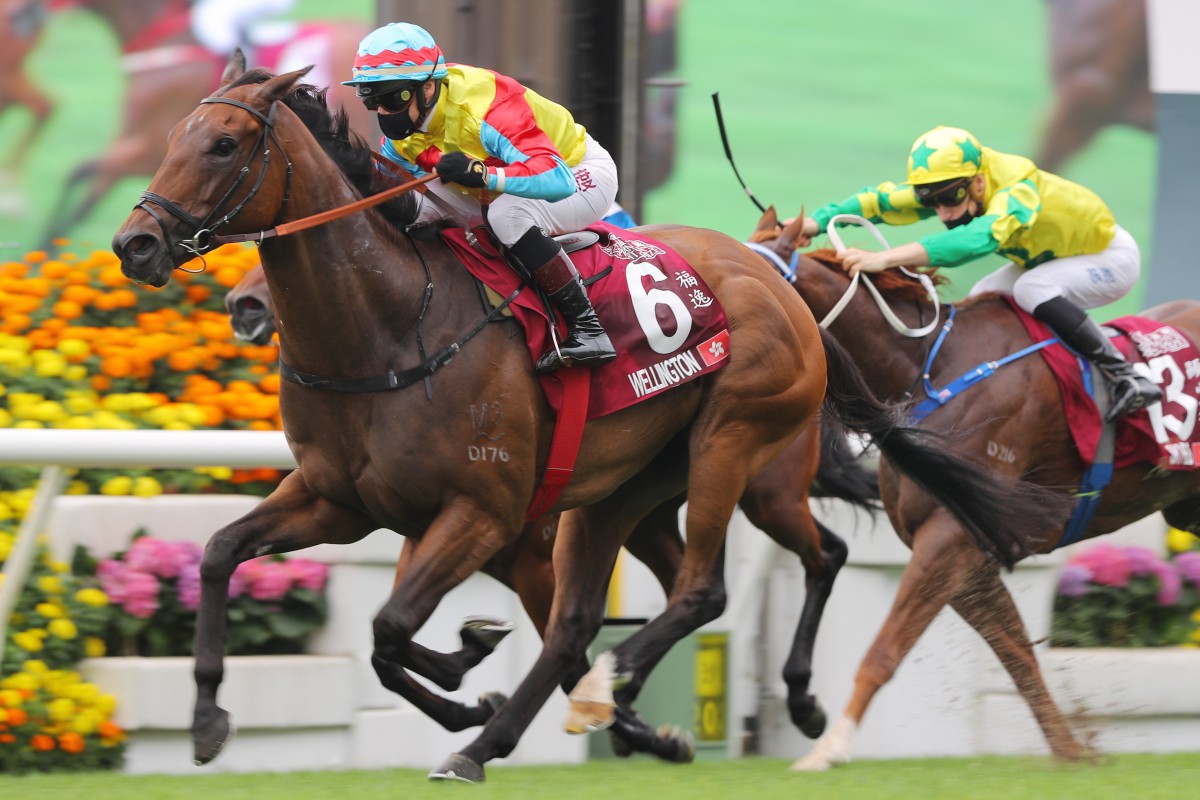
[112,59,1066,782]
[224,255,881,745]
[748,208,1200,770]
[39,0,371,247]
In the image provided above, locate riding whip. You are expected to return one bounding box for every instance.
[712,92,768,214]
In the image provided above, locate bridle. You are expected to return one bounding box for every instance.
[135,97,293,269]
[133,93,436,270]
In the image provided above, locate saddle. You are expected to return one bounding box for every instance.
[442,221,732,420]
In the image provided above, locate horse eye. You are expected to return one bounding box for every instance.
[213,137,237,157]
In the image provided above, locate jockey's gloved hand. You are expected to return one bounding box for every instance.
[436,152,488,188]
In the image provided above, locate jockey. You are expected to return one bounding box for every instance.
[342,22,618,372]
[796,125,1162,421]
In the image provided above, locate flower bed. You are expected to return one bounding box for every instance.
[1,241,291,772]
[1051,538,1200,648]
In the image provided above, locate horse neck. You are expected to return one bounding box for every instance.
[794,259,931,403]
[256,136,431,375]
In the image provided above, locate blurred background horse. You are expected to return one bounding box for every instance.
[31,0,371,247]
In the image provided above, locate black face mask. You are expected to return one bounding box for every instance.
[944,208,976,229]
[376,82,440,140]
[378,109,418,140]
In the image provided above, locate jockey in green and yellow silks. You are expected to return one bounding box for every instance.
[797,125,1160,421]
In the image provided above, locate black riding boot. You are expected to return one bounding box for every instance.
[1033,296,1162,421]
[510,227,616,372]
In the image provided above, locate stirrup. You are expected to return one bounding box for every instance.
[1105,377,1162,422]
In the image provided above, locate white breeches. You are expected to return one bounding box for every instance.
[966,225,1141,312]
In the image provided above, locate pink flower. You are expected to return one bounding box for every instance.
[177,562,202,611]
[1070,543,1131,588]
[1152,561,1182,605]
[287,559,329,592]
[1176,552,1200,587]
[1122,546,1162,577]
[121,570,161,619]
[97,559,128,603]
[249,561,294,601]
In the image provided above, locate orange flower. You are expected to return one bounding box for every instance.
[90,375,112,392]
[58,731,85,753]
[39,260,71,279]
[6,708,28,726]
[0,733,15,744]
[24,250,48,264]
[100,355,133,378]
[52,300,84,320]
[30,733,55,751]
[213,266,244,288]
[185,285,211,303]
[0,313,30,333]
[98,720,123,740]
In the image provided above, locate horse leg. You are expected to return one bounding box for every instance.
[790,510,981,771]
[739,429,848,740]
[949,571,1085,761]
[193,472,379,765]
[431,498,641,782]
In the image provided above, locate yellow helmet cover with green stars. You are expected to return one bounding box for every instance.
[907,126,983,185]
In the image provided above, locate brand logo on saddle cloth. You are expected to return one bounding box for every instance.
[1015,306,1200,470]
[440,222,731,418]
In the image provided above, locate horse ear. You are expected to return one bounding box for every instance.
[754,205,779,233]
[778,207,806,249]
[220,49,247,87]
[260,65,316,104]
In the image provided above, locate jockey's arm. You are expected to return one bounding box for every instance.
[841,241,930,276]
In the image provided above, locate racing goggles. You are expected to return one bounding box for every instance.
[357,82,418,113]
[915,178,971,208]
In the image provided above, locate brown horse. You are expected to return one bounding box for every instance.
[225,256,881,745]
[111,58,1066,782]
[1038,0,1153,173]
[39,0,371,247]
[748,208,1200,770]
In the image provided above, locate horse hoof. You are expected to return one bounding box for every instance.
[460,616,515,650]
[800,704,828,739]
[608,728,634,758]
[478,691,508,717]
[564,699,616,734]
[193,710,235,766]
[428,752,486,783]
[657,724,696,763]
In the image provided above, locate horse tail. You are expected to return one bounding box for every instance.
[815,329,1067,569]
[811,418,881,512]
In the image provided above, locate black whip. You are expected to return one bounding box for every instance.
[712,92,768,214]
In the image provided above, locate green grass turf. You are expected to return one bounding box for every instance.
[3,754,1199,799]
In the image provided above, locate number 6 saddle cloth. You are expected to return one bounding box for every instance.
[441,221,731,419]
[1013,304,1200,471]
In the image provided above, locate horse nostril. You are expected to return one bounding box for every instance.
[236,297,266,313]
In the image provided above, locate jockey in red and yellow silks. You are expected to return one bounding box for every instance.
[798,125,1160,421]
[343,22,617,372]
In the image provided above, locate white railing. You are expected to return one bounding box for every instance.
[0,430,297,649]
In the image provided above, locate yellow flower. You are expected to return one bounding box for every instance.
[22,659,48,675]
[64,365,88,381]
[35,602,64,619]
[72,714,97,735]
[47,697,76,722]
[37,575,64,594]
[56,339,91,359]
[65,480,90,495]
[0,689,24,707]
[0,673,38,692]
[84,637,107,658]
[0,408,11,428]
[48,619,78,640]
[75,588,109,607]
[0,530,12,558]
[48,560,69,574]
[95,693,117,716]
[99,476,133,496]
[13,631,44,652]
[132,476,163,497]
[66,682,99,705]
[1168,527,1198,553]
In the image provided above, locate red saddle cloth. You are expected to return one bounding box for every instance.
[441,222,732,419]
[1011,301,1200,470]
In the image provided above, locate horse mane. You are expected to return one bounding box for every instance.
[807,248,949,303]
[220,69,418,228]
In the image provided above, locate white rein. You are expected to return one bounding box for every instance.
[819,214,941,337]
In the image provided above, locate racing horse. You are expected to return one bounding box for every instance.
[225,255,881,745]
[111,58,1067,782]
[39,0,371,247]
[747,208,1200,770]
